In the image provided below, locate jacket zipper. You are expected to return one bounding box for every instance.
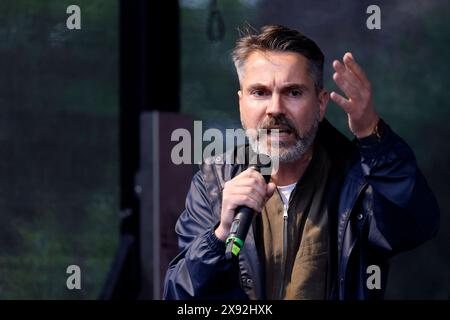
[279,203,288,299]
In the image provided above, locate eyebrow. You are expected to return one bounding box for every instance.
[246,83,268,92]
[246,83,309,92]
[281,83,309,92]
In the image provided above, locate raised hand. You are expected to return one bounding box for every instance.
[330,52,379,138]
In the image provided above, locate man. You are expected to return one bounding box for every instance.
[163,25,439,300]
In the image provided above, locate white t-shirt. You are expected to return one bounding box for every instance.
[277,182,297,217]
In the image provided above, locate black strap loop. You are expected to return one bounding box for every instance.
[207,0,225,42]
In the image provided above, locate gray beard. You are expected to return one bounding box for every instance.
[245,111,320,164]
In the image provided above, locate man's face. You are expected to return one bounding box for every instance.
[238,50,328,162]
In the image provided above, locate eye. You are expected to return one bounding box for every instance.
[289,90,302,97]
[251,90,266,97]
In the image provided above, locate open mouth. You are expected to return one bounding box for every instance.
[266,127,293,135]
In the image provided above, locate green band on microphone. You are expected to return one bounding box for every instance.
[225,236,244,249]
[232,243,240,256]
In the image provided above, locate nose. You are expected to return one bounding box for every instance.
[265,93,285,117]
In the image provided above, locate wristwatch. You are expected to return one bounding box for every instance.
[357,118,385,145]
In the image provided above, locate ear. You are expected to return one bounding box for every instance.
[318,89,329,121]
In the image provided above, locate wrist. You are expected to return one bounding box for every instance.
[214,224,229,241]
[354,115,380,139]
[356,118,388,149]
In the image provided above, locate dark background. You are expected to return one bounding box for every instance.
[0,0,119,299]
[0,0,448,299]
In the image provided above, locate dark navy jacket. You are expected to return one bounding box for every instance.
[163,119,440,300]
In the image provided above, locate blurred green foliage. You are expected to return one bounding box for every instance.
[0,0,118,299]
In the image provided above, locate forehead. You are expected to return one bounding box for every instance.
[241,50,312,86]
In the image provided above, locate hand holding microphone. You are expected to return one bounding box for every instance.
[214,155,276,259]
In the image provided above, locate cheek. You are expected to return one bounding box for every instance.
[287,99,319,130]
[240,98,265,128]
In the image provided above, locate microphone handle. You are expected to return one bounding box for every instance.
[225,206,255,259]
[224,155,271,259]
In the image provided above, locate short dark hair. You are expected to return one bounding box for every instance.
[231,24,324,94]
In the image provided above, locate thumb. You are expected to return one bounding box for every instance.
[266,182,277,198]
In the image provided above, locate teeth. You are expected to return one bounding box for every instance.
[268,129,290,134]
[265,128,291,134]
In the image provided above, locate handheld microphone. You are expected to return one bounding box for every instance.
[225,154,272,260]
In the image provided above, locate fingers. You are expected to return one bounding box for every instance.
[227,185,266,205]
[330,52,378,137]
[332,69,361,101]
[222,189,263,213]
[219,168,274,239]
[343,52,370,88]
[222,167,271,213]
[332,52,372,114]
[240,168,267,196]
[230,193,264,212]
[330,91,352,113]
[244,167,266,184]
[333,59,361,88]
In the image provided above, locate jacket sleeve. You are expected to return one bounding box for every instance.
[163,171,245,300]
[357,121,440,256]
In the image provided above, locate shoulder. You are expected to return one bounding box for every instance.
[199,144,248,189]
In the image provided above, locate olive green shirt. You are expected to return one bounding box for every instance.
[258,143,331,299]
